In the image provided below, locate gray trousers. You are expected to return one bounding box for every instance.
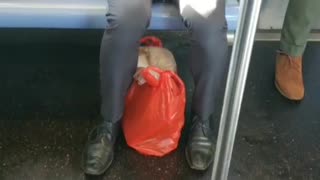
[100,0,229,123]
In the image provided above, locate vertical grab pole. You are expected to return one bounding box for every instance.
[211,0,262,180]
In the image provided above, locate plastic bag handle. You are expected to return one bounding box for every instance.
[142,67,185,96]
[141,66,163,87]
[165,71,185,96]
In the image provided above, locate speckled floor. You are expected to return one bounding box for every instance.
[0,32,320,180]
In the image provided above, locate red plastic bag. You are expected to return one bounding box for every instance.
[123,67,186,157]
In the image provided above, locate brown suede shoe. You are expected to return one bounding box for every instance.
[275,51,304,100]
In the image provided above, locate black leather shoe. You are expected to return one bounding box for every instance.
[185,116,216,171]
[82,121,120,175]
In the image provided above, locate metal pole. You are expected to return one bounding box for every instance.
[211,0,262,180]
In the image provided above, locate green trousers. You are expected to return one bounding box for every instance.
[280,0,320,56]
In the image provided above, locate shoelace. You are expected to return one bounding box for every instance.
[191,117,212,137]
[277,50,301,72]
[90,122,113,142]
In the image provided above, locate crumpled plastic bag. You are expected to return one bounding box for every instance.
[123,67,186,157]
[122,36,186,157]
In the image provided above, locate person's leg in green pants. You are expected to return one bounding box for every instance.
[275,0,320,100]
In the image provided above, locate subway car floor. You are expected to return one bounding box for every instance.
[0,32,320,180]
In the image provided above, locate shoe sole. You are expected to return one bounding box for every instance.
[185,148,210,171]
[274,81,303,101]
[82,151,114,176]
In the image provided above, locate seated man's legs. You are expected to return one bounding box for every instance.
[82,0,152,175]
[179,0,229,170]
[275,0,320,100]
